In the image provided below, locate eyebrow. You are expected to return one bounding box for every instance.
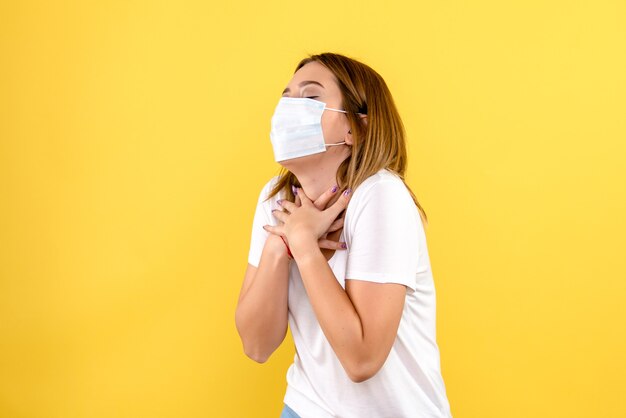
[282,80,325,94]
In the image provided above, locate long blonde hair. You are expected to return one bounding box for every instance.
[265,52,428,227]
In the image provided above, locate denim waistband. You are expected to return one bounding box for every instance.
[280,403,301,418]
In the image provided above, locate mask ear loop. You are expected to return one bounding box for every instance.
[325,106,367,116]
[324,106,348,113]
[323,107,363,146]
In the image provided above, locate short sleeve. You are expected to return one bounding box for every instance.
[345,179,420,292]
[247,179,275,268]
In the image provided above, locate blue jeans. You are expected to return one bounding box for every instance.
[280,403,301,418]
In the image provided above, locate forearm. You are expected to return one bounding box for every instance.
[292,239,368,380]
[235,239,291,363]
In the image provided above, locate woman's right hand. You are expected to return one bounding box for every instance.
[277,185,348,253]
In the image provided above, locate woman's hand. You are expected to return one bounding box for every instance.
[302,185,349,250]
[263,185,352,254]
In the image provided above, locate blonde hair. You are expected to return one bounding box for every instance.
[266,52,428,227]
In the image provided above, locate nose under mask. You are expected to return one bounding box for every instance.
[269,97,350,162]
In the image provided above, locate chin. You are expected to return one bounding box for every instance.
[277,152,326,167]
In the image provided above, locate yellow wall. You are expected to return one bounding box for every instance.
[1,1,624,417]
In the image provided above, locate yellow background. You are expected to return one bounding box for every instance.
[1,1,625,417]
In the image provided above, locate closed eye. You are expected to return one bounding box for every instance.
[281,95,319,99]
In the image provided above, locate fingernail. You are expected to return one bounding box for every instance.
[343,188,352,196]
[291,185,297,195]
[331,185,338,193]
[276,199,282,205]
[341,242,347,249]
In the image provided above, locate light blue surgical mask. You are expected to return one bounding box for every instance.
[269,97,351,162]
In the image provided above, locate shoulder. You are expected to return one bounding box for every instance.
[345,169,420,235]
[350,168,412,206]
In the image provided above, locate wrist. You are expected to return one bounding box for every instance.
[265,234,292,262]
[289,234,320,261]
[279,236,294,259]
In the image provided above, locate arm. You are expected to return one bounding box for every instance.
[235,234,291,363]
[292,240,407,383]
[283,180,417,383]
[236,179,346,363]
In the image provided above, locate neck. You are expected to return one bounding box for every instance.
[287,161,344,206]
[281,145,351,204]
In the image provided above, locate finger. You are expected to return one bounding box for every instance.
[271,208,288,222]
[295,187,312,206]
[276,199,297,213]
[262,224,284,237]
[327,216,345,232]
[318,238,348,250]
[313,184,340,210]
[326,187,352,219]
[291,185,301,206]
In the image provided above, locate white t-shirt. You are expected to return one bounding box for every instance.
[247,168,453,418]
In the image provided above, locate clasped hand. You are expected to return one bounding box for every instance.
[263,186,352,257]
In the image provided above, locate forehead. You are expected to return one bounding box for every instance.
[286,61,339,92]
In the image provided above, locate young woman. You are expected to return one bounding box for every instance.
[235,52,453,418]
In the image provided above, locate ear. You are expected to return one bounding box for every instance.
[345,129,353,146]
[345,114,367,146]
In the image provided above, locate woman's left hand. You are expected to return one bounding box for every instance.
[264,186,352,253]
